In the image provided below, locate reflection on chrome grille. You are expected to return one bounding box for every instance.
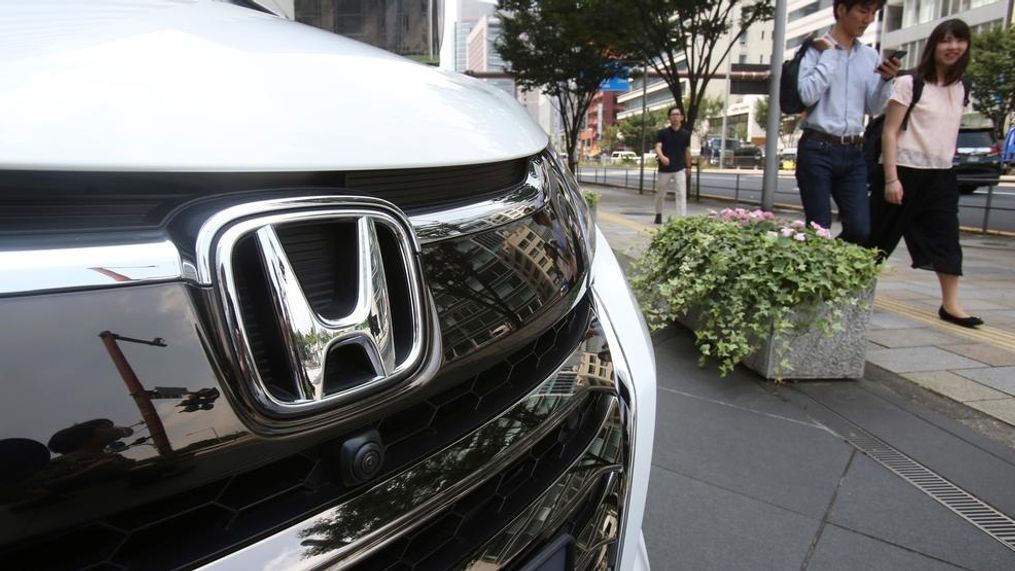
[351,394,611,570]
[2,298,592,571]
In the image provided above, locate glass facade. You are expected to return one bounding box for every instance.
[294,0,441,62]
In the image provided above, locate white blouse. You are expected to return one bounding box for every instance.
[888,75,965,169]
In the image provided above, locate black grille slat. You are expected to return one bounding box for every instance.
[0,158,528,234]
[3,297,593,570]
[275,221,360,319]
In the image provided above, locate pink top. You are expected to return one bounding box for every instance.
[888,75,965,169]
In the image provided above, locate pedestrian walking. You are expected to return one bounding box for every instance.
[653,106,691,224]
[796,0,901,243]
[869,18,982,328]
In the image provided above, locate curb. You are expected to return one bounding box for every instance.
[863,362,1015,443]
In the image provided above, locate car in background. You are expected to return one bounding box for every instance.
[1003,126,1015,175]
[954,126,1002,194]
[610,150,638,164]
[731,144,764,169]
[704,137,740,166]
[780,148,798,170]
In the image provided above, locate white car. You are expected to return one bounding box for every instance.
[0,1,655,570]
[611,151,639,163]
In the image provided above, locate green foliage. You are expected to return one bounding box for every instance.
[687,94,724,141]
[754,96,804,146]
[754,96,768,129]
[609,109,668,154]
[617,0,774,133]
[967,26,1015,140]
[582,190,600,207]
[496,0,628,172]
[631,210,881,376]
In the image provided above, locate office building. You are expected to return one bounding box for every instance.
[785,0,882,56]
[881,0,1009,68]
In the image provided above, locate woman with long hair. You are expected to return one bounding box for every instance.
[869,18,982,328]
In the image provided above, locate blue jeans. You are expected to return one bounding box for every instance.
[795,137,870,244]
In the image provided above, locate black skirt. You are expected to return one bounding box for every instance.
[867,166,963,276]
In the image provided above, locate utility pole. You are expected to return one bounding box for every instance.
[99,331,173,456]
[761,0,788,212]
[719,7,738,170]
[638,60,648,194]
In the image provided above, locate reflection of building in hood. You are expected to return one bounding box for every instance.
[503,227,559,299]
[577,353,614,387]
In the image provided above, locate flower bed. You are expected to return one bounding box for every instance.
[632,208,882,379]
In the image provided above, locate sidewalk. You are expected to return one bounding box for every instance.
[588,183,1015,434]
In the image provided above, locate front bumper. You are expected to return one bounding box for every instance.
[199,230,656,570]
[954,163,1002,187]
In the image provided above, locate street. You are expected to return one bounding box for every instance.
[578,167,1015,234]
[645,326,1015,569]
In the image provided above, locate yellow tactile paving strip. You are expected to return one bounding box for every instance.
[874,297,1015,352]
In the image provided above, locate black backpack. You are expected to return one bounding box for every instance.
[780,37,815,114]
[863,75,970,184]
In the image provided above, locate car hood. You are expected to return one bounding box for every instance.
[0,0,548,172]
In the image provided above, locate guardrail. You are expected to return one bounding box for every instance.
[577,162,1014,235]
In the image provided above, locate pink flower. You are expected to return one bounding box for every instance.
[791,220,806,229]
[780,227,795,237]
[793,233,807,241]
[816,228,832,239]
[809,221,826,231]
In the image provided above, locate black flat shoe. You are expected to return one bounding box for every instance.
[654,213,662,225]
[939,306,983,328]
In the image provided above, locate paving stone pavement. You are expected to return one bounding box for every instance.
[584,181,1015,433]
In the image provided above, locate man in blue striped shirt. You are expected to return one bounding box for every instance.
[796,0,900,244]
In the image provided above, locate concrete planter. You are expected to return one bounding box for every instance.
[679,284,876,380]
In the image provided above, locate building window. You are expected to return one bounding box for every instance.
[335,0,364,34]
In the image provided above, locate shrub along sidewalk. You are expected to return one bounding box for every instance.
[588,182,1015,432]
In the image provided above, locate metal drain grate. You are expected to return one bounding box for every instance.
[839,428,1015,553]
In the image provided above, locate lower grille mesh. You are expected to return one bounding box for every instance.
[353,394,610,570]
[2,298,592,570]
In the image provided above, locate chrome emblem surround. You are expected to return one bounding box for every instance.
[200,196,434,417]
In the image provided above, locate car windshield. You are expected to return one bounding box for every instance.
[957,131,993,148]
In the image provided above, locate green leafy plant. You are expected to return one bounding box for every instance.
[632,209,882,376]
[582,190,600,208]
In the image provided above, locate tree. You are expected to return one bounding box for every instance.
[611,109,668,154]
[687,94,724,141]
[753,96,803,147]
[496,0,627,172]
[753,96,767,129]
[619,0,774,134]
[967,26,1015,140]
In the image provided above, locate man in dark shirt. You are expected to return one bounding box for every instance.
[654,106,692,223]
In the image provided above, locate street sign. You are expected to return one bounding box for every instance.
[600,76,630,92]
